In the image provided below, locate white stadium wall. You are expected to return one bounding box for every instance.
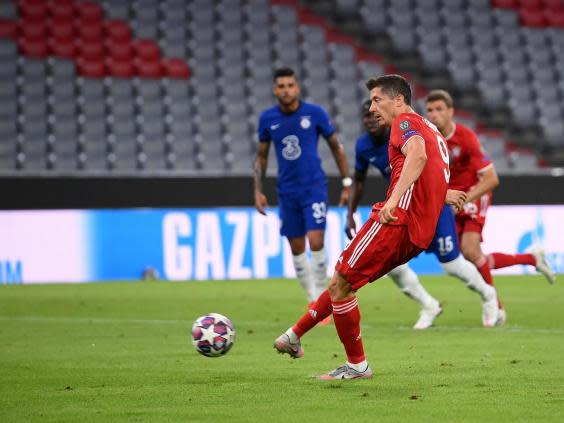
[0,206,562,284]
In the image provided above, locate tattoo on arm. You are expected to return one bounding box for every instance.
[254,142,270,192]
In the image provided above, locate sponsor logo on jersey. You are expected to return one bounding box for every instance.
[399,120,410,131]
[300,116,311,129]
[400,129,418,139]
[281,135,302,160]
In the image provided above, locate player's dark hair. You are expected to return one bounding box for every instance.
[273,67,296,81]
[425,89,454,108]
[365,74,412,105]
[361,99,372,113]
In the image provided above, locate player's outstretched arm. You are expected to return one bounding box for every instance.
[325,133,351,206]
[345,170,367,240]
[254,142,270,215]
[380,136,427,224]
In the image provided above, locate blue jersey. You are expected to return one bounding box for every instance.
[258,101,335,194]
[354,131,460,262]
[354,131,392,181]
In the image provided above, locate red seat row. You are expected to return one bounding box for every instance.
[78,57,190,79]
[492,0,564,27]
[0,0,191,79]
[18,0,103,22]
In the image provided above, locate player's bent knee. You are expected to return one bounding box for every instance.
[327,272,353,301]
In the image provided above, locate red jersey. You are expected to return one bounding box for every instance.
[370,112,449,249]
[445,123,493,192]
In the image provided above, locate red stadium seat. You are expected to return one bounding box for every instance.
[133,39,160,61]
[77,56,105,77]
[48,0,75,20]
[49,37,75,58]
[105,20,132,43]
[542,0,564,10]
[162,58,190,79]
[18,0,48,19]
[518,0,543,8]
[106,40,133,60]
[544,9,564,26]
[106,57,134,77]
[0,19,18,38]
[48,17,75,41]
[519,8,546,26]
[492,0,518,8]
[78,20,104,42]
[135,57,162,78]
[77,39,104,60]
[76,1,103,23]
[18,36,49,57]
[19,18,47,40]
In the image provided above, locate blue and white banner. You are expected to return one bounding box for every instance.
[0,206,562,284]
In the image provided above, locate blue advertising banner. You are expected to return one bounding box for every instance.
[0,206,562,284]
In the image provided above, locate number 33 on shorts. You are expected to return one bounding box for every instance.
[312,202,327,224]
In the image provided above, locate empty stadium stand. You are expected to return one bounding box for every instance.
[0,0,562,176]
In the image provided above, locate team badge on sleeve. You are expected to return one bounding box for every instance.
[399,120,410,131]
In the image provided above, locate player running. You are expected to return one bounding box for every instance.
[274,74,468,380]
[345,100,499,329]
[254,67,351,319]
[425,90,556,324]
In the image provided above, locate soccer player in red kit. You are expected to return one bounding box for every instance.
[274,75,467,380]
[425,90,556,324]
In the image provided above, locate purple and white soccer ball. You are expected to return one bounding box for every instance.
[191,313,236,357]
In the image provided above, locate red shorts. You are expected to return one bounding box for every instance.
[456,192,491,240]
[456,215,484,241]
[335,218,423,292]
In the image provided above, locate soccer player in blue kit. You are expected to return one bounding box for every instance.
[254,68,352,314]
[345,100,499,327]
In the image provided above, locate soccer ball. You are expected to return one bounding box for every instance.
[191,313,235,357]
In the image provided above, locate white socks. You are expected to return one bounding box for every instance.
[285,328,299,343]
[292,252,315,302]
[310,248,327,301]
[292,249,327,302]
[441,254,493,301]
[347,360,369,372]
[388,263,439,309]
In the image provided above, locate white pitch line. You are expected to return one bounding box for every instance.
[0,315,563,335]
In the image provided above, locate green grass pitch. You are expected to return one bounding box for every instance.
[1,275,563,423]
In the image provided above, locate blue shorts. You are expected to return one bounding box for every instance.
[278,185,328,238]
[425,205,460,263]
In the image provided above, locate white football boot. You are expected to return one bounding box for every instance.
[273,333,304,359]
[319,364,373,380]
[481,285,499,328]
[533,249,556,284]
[413,302,443,330]
[495,308,507,326]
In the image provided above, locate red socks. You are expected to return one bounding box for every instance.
[488,253,535,269]
[476,255,503,309]
[293,290,332,338]
[332,296,365,364]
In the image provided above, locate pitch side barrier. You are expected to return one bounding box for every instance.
[0,174,563,209]
[0,205,563,284]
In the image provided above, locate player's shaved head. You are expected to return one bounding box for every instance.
[366,74,412,106]
[425,90,454,108]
